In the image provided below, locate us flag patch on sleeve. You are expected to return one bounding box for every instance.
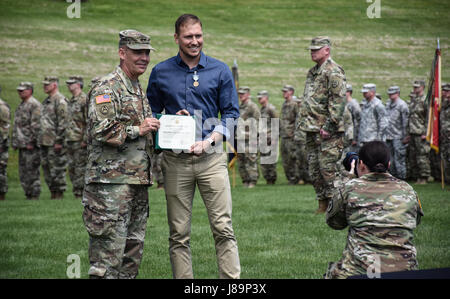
[95,94,111,104]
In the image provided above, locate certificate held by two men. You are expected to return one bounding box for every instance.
[155,114,196,150]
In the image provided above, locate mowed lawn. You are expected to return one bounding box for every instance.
[0,0,449,278]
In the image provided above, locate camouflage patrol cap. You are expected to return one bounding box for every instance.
[308,36,331,50]
[412,80,425,87]
[238,86,250,94]
[17,81,34,91]
[119,29,155,51]
[66,75,83,85]
[42,76,59,85]
[281,84,295,92]
[361,83,376,93]
[257,90,269,98]
[387,86,400,94]
[442,83,450,91]
[346,84,352,92]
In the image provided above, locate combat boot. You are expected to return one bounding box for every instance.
[53,192,63,199]
[416,178,427,185]
[315,199,329,214]
[0,193,5,200]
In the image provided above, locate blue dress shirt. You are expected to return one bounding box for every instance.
[146,52,240,141]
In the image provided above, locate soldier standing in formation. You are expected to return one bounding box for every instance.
[293,97,309,184]
[299,36,346,214]
[280,84,298,185]
[404,80,432,184]
[358,83,388,145]
[385,86,409,180]
[440,83,450,184]
[0,85,10,200]
[39,76,69,200]
[237,86,260,188]
[344,84,361,153]
[83,30,159,279]
[12,82,42,200]
[66,76,88,198]
[257,90,278,185]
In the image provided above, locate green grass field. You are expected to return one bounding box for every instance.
[0,0,450,279]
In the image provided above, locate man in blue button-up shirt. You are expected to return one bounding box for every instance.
[146,14,241,279]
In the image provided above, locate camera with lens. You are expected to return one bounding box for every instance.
[342,151,359,177]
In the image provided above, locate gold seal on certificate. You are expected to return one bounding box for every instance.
[156,114,196,150]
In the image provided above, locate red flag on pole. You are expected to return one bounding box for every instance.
[426,39,441,153]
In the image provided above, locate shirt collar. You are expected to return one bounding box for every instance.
[115,65,140,95]
[176,51,207,70]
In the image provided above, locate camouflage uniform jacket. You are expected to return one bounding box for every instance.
[39,91,68,146]
[280,100,298,138]
[12,96,41,148]
[326,172,423,276]
[259,103,278,140]
[0,98,10,143]
[385,97,409,140]
[346,98,361,143]
[66,91,88,143]
[85,66,154,185]
[359,97,388,143]
[299,58,346,134]
[440,98,450,145]
[408,94,427,136]
[238,99,260,141]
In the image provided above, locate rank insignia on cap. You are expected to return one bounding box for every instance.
[95,94,111,104]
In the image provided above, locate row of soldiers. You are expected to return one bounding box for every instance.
[236,80,450,187]
[0,76,449,200]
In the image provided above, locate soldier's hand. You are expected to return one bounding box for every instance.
[402,136,410,144]
[26,143,34,150]
[54,143,62,153]
[421,135,426,140]
[320,128,331,140]
[139,117,160,136]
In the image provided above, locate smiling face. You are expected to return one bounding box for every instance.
[175,21,203,61]
[119,47,150,80]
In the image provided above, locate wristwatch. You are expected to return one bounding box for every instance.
[206,137,215,146]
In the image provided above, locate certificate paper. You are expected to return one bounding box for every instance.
[156,114,196,150]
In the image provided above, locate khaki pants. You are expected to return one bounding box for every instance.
[162,151,240,279]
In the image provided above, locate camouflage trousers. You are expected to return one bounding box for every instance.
[67,141,87,197]
[260,138,277,183]
[151,152,164,185]
[386,139,407,180]
[41,145,67,193]
[0,142,8,194]
[82,183,149,279]
[407,134,430,180]
[306,132,343,201]
[294,140,309,183]
[19,148,41,198]
[280,137,297,184]
[237,152,259,184]
[441,143,450,184]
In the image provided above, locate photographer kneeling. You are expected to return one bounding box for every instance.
[325,141,424,279]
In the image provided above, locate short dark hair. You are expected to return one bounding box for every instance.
[358,141,390,173]
[175,14,202,35]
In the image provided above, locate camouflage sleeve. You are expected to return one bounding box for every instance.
[81,95,88,144]
[415,191,424,226]
[343,106,353,142]
[55,98,68,145]
[31,103,41,145]
[88,85,132,147]
[375,104,388,141]
[353,104,361,143]
[323,70,346,134]
[401,103,409,139]
[0,104,10,142]
[326,182,349,230]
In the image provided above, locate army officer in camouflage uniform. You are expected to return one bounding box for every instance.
[298,36,347,214]
[40,76,69,200]
[326,141,423,278]
[12,82,42,200]
[83,30,160,279]
[66,75,88,198]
